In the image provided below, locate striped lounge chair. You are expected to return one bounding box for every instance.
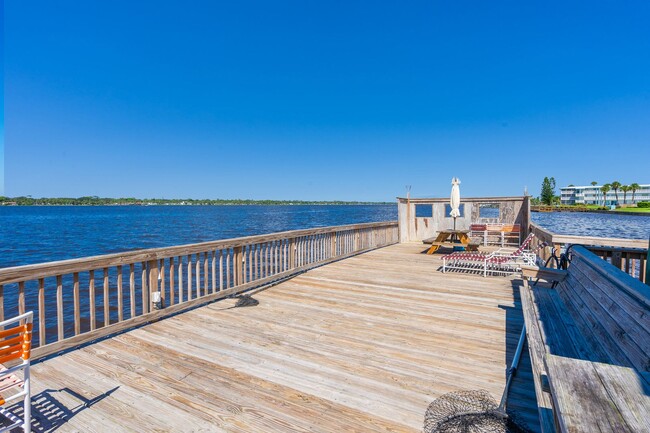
[0,311,33,433]
[442,233,542,277]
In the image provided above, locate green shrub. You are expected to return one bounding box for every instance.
[637,202,650,208]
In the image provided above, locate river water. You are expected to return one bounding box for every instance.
[1,205,649,268]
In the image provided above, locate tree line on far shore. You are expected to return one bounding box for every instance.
[534,177,644,206]
[0,196,391,206]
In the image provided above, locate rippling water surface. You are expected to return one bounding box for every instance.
[531,211,650,240]
[2,205,649,268]
[0,205,397,267]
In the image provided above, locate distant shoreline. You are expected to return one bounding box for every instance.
[1,197,394,206]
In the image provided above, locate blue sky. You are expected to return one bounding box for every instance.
[4,1,650,201]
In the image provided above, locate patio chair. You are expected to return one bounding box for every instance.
[0,311,33,433]
[442,233,542,277]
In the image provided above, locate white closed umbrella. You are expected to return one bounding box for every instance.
[450,177,461,230]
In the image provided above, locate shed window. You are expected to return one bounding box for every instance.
[415,204,433,218]
[444,204,465,218]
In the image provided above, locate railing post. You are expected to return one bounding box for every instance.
[611,251,622,269]
[289,238,296,268]
[148,259,159,310]
[553,243,562,267]
[233,246,243,286]
[331,233,337,258]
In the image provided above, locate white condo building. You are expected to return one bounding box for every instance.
[560,184,650,205]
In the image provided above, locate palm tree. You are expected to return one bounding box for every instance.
[601,184,611,206]
[610,181,621,204]
[621,185,630,205]
[630,183,640,204]
[590,181,598,204]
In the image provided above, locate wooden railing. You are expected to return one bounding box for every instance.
[0,221,398,360]
[529,222,649,283]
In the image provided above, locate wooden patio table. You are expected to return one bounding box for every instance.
[423,229,476,254]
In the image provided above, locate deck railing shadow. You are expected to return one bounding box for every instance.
[1,387,118,432]
[499,290,541,433]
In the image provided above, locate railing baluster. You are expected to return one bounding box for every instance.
[142,262,149,314]
[160,259,166,307]
[204,252,209,294]
[218,250,223,292]
[103,267,110,326]
[129,264,135,318]
[117,266,123,323]
[226,251,231,288]
[148,260,158,311]
[89,270,96,330]
[18,282,25,315]
[245,247,251,284]
[187,254,192,301]
[57,275,64,340]
[170,257,176,306]
[211,251,217,293]
[38,278,46,345]
[195,253,201,298]
[178,257,183,303]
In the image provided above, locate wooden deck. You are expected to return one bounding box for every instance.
[15,243,539,432]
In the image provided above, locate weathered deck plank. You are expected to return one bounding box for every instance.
[14,243,539,432]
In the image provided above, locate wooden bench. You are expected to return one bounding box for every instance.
[519,247,650,433]
[501,224,521,247]
[470,223,521,247]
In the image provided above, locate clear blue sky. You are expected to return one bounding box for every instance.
[4,1,650,201]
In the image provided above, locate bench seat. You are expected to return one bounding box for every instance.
[545,355,650,433]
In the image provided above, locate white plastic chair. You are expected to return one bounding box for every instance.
[0,311,33,433]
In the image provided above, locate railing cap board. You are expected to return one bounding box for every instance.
[397,196,527,204]
[529,222,555,239]
[586,246,648,254]
[572,245,650,309]
[0,221,397,285]
[529,222,648,249]
[553,235,647,249]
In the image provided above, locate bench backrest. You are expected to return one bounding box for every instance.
[501,224,521,233]
[557,246,650,371]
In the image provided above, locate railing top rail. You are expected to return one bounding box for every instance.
[0,221,398,285]
[397,196,527,204]
[529,222,648,249]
